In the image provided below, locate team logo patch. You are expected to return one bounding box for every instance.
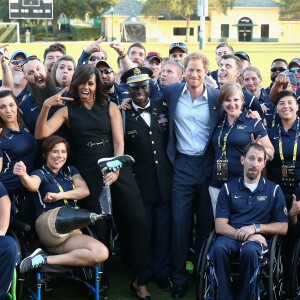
[257,196,267,201]
[284,207,288,216]
[237,125,246,130]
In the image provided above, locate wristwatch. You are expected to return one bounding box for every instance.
[253,223,261,233]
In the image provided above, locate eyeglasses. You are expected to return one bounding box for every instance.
[147,52,161,57]
[10,59,24,65]
[270,67,287,73]
[99,68,113,75]
[290,68,300,73]
[20,55,40,68]
[89,56,106,62]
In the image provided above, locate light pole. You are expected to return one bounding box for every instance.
[110,6,114,42]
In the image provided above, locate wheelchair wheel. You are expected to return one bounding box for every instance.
[291,238,300,298]
[268,235,284,300]
[196,230,216,300]
[7,228,24,300]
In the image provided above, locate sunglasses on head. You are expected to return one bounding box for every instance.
[20,55,40,68]
[10,59,24,65]
[147,52,161,57]
[99,68,113,75]
[89,56,106,62]
[271,67,287,73]
[169,42,186,50]
[290,67,300,73]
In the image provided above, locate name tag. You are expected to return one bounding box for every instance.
[216,159,228,182]
[281,165,295,187]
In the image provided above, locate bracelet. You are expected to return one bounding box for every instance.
[118,50,126,58]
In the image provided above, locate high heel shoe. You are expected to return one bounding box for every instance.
[130,283,153,300]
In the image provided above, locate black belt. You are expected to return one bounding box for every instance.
[80,139,111,148]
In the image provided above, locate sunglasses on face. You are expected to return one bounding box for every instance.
[270,67,287,73]
[89,56,106,62]
[20,55,40,68]
[99,68,113,74]
[10,59,24,65]
[290,68,300,73]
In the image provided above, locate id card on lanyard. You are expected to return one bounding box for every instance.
[278,118,299,187]
[216,115,238,182]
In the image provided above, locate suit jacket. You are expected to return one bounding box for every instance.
[161,83,223,180]
[124,100,172,204]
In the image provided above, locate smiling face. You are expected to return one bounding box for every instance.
[222,90,244,119]
[46,142,68,173]
[23,60,47,88]
[184,58,207,89]
[128,84,150,107]
[55,60,75,88]
[276,95,299,121]
[215,46,232,65]
[77,74,96,103]
[0,95,18,125]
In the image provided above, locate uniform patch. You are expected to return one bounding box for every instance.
[284,207,288,216]
[257,196,267,201]
[237,125,247,130]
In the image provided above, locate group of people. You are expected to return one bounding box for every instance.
[0,38,300,300]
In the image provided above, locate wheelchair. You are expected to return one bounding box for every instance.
[8,195,104,300]
[195,230,284,300]
[290,237,300,299]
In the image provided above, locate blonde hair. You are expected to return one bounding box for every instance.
[183,52,209,70]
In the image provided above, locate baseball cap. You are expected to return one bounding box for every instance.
[278,70,297,86]
[95,59,112,69]
[121,67,153,87]
[234,51,250,63]
[288,58,300,69]
[146,52,162,63]
[10,50,29,61]
[169,42,188,55]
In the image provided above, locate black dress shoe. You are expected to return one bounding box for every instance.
[155,277,173,291]
[130,283,153,300]
[171,284,187,299]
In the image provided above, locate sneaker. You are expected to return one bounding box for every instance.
[19,248,47,273]
[97,155,135,173]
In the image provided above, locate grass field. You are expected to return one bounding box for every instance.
[1,41,300,86]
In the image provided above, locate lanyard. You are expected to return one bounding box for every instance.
[218,115,239,159]
[278,118,300,166]
[42,167,78,208]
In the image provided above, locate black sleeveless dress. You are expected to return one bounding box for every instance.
[68,100,148,284]
[68,101,113,210]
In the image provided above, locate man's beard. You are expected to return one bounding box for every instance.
[28,74,58,109]
[246,168,259,181]
[13,73,24,85]
[104,82,114,91]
